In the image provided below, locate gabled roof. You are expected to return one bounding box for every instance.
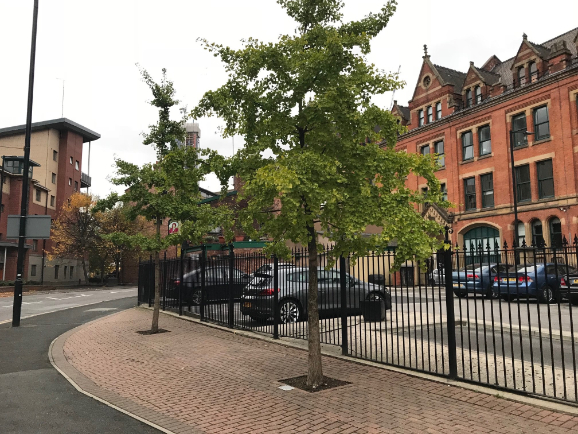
[481,55,501,71]
[434,64,467,91]
[392,101,410,121]
[468,63,501,86]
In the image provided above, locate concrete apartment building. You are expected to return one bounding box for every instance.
[0,118,99,283]
[391,28,578,257]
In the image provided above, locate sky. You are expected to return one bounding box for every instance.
[1,0,577,198]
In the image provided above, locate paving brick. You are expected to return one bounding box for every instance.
[57,309,578,434]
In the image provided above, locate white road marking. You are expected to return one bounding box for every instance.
[1,304,13,308]
[22,301,43,305]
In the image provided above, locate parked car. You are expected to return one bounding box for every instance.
[251,262,294,277]
[558,269,578,305]
[240,267,391,323]
[492,263,577,303]
[452,263,516,298]
[171,266,251,305]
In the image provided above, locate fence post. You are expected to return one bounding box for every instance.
[273,255,279,339]
[340,255,349,356]
[148,254,153,308]
[443,243,458,380]
[228,243,235,328]
[162,251,167,311]
[179,244,184,316]
[200,245,206,322]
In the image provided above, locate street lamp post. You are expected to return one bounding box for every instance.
[13,0,39,328]
[509,128,534,250]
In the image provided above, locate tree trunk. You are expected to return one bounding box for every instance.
[116,255,121,285]
[100,261,105,285]
[151,218,161,334]
[306,224,323,387]
[81,257,88,285]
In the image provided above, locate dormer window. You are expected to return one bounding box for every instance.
[475,86,482,104]
[418,109,424,127]
[436,102,442,120]
[517,66,526,86]
[427,106,433,123]
[529,61,537,83]
[465,89,473,107]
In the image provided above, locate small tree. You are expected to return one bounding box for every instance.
[193,0,447,387]
[99,67,229,333]
[49,193,97,284]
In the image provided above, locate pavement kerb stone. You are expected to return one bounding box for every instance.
[149,306,578,417]
[49,308,201,434]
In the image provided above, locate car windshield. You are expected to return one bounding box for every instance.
[458,264,483,272]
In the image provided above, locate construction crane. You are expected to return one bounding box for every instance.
[389,65,402,110]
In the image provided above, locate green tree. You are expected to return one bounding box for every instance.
[193,0,447,387]
[99,68,228,333]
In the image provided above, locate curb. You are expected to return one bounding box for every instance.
[150,306,578,417]
[48,308,199,434]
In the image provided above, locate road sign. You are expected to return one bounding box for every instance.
[7,215,51,239]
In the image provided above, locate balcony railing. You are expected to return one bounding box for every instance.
[81,172,91,188]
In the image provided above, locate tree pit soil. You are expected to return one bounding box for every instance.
[280,375,350,392]
[136,329,171,335]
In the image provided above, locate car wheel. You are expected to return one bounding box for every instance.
[454,291,467,298]
[485,286,499,299]
[501,295,514,302]
[539,285,554,304]
[279,299,302,324]
[191,289,202,306]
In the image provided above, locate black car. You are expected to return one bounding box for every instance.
[171,266,251,305]
[559,271,578,305]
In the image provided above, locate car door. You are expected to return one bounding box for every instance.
[205,267,226,302]
[316,270,332,311]
[226,268,250,300]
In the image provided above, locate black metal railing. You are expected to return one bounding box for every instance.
[81,171,91,188]
[138,239,578,404]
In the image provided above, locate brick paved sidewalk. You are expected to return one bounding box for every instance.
[55,308,578,434]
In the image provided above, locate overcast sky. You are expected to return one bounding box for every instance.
[1,0,577,198]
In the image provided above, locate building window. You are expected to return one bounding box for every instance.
[35,189,41,201]
[64,266,68,278]
[436,102,442,120]
[418,109,424,127]
[74,181,78,191]
[434,140,444,167]
[51,173,56,184]
[537,159,554,199]
[421,187,429,200]
[420,145,430,156]
[75,160,79,170]
[517,222,526,246]
[532,220,544,246]
[511,113,527,148]
[69,156,73,165]
[441,183,447,202]
[462,131,474,161]
[465,88,473,107]
[0,205,3,213]
[427,106,433,123]
[529,61,538,83]
[68,178,72,186]
[533,105,550,140]
[53,150,58,161]
[70,266,74,278]
[31,264,37,277]
[481,173,494,208]
[55,265,59,279]
[32,240,38,251]
[464,177,476,211]
[50,195,55,207]
[475,86,482,104]
[515,164,531,202]
[517,65,526,86]
[478,125,491,156]
[550,217,563,248]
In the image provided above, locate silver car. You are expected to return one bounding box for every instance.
[240,267,391,323]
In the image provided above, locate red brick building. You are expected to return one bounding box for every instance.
[0,118,99,283]
[391,28,578,255]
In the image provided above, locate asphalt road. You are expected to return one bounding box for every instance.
[0,296,160,434]
[0,287,138,323]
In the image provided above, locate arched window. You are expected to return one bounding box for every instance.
[475,86,482,104]
[529,61,538,83]
[549,217,563,248]
[517,221,526,246]
[532,220,544,246]
[463,226,500,264]
[518,66,526,86]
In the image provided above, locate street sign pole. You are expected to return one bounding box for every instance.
[13,0,39,327]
